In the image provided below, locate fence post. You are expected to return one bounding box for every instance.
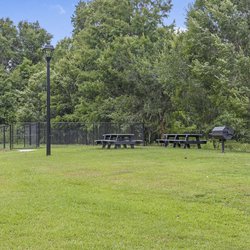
[3,126,6,149]
[37,122,40,148]
[9,124,13,150]
[23,124,26,148]
[92,123,95,145]
[142,123,146,146]
[29,123,32,146]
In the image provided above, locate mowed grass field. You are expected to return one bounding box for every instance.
[0,146,249,249]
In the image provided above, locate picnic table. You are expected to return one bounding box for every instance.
[156,133,207,149]
[95,134,143,149]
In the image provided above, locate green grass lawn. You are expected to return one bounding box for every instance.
[0,146,249,249]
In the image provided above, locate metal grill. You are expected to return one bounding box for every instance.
[210,126,234,153]
[210,126,234,140]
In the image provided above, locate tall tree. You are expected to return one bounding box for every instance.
[0,18,19,69]
[185,0,250,135]
[0,18,52,123]
[0,66,16,123]
[18,21,52,64]
[56,0,174,127]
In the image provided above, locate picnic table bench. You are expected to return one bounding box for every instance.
[95,134,143,149]
[156,133,207,149]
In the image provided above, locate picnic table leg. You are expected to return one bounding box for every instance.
[184,135,188,149]
[196,138,201,149]
[131,144,134,149]
[174,135,178,148]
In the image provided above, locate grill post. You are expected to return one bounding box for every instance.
[221,139,225,153]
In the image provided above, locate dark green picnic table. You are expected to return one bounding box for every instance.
[156,133,207,149]
[95,134,143,149]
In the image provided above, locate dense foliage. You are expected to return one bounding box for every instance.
[0,0,249,140]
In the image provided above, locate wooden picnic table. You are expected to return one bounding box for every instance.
[156,133,207,149]
[95,134,143,149]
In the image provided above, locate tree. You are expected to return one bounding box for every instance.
[0,66,16,123]
[17,21,52,64]
[57,0,174,128]
[15,63,47,122]
[185,0,250,135]
[0,18,19,69]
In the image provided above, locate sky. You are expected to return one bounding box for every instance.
[0,0,195,45]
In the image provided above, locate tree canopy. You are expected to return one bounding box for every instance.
[0,0,249,141]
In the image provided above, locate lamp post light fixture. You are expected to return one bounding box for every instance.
[42,44,54,156]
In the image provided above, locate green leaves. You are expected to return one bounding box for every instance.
[186,0,250,135]
[0,0,249,141]
[18,21,52,64]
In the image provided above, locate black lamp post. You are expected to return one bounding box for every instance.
[42,44,54,156]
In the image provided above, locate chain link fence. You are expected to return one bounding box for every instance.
[0,125,11,150]
[1,122,144,149]
[1,122,250,152]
